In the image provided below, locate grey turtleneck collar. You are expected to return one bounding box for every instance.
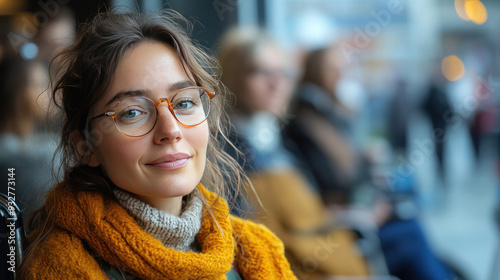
[113,188,203,252]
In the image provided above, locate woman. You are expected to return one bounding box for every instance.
[283,47,364,205]
[218,28,370,279]
[20,11,296,280]
[218,27,296,173]
[283,46,455,280]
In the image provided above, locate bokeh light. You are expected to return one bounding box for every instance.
[465,0,488,25]
[441,55,465,81]
[456,0,488,24]
[20,42,39,60]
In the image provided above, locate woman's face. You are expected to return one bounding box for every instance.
[319,48,342,96]
[87,41,209,210]
[240,44,293,116]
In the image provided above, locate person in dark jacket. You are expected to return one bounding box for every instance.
[283,46,456,280]
[283,47,365,205]
[422,81,453,183]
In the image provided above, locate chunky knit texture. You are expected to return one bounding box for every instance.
[26,183,297,279]
[113,188,202,252]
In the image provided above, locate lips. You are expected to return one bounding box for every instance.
[146,153,190,170]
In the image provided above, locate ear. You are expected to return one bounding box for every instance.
[69,130,101,167]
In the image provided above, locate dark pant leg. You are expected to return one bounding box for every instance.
[379,219,454,280]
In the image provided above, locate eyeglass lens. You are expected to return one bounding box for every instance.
[114,88,210,136]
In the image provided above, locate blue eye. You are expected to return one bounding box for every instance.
[174,100,195,110]
[118,108,148,124]
[123,109,141,118]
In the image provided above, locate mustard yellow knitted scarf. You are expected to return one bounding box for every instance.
[26,183,297,279]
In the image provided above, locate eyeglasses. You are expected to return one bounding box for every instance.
[89,87,215,137]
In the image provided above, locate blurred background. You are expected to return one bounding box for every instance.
[1,0,499,279]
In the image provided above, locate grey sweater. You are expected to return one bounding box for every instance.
[113,188,202,252]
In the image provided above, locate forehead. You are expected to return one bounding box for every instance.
[95,40,194,110]
[113,41,190,89]
[253,44,285,67]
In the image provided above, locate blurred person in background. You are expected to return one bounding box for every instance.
[0,7,76,218]
[283,46,456,280]
[283,46,365,206]
[387,78,412,158]
[0,52,54,218]
[468,76,497,167]
[31,5,77,129]
[219,27,371,279]
[422,73,453,186]
[34,6,77,134]
[33,6,76,71]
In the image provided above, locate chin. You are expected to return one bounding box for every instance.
[157,181,199,198]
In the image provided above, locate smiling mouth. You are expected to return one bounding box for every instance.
[147,159,189,170]
[146,154,191,171]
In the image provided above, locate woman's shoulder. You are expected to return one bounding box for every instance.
[229,215,297,280]
[25,227,107,279]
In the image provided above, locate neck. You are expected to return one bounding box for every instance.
[113,188,203,252]
[135,195,183,216]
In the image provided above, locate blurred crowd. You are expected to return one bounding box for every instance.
[217,27,475,280]
[0,7,75,216]
[1,3,499,280]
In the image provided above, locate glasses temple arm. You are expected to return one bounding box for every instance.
[89,112,114,121]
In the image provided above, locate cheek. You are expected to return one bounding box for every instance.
[190,123,209,156]
[246,77,265,95]
[277,82,293,101]
[183,123,209,182]
[243,78,267,105]
[94,133,145,174]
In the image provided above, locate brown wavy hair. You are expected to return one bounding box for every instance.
[19,10,248,278]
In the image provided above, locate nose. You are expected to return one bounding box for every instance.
[153,105,182,144]
[267,72,287,91]
[267,75,280,90]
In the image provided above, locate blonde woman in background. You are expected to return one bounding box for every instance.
[218,27,370,280]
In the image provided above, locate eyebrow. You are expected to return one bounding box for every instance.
[104,90,147,107]
[168,80,197,92]
[104,80,197,107]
